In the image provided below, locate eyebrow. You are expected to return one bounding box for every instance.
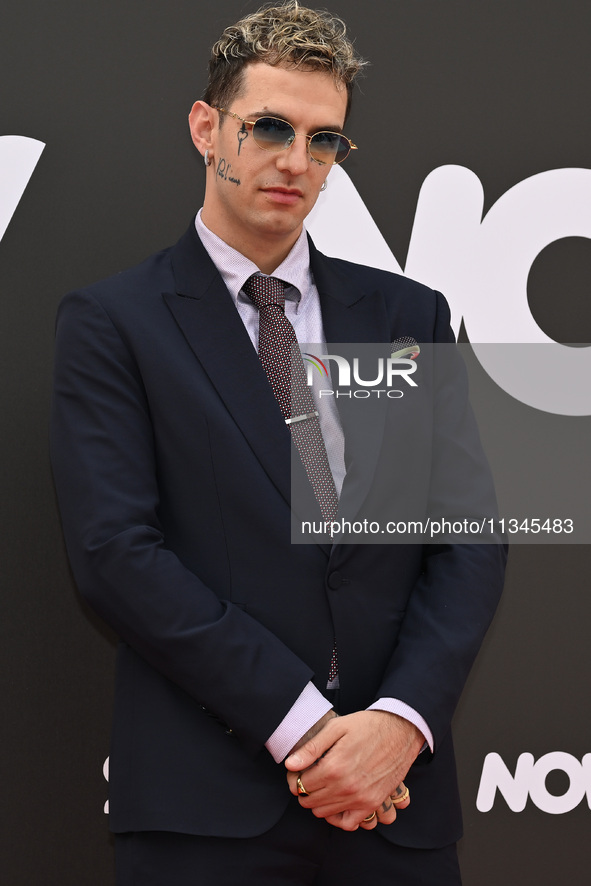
[246,109,344,134]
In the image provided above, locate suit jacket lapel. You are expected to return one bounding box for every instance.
[309,237,389,343]
[163,224,323,527]
[163,225,294,505]
[309,240,392,524]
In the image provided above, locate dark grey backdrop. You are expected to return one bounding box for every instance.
[2,1,590,883]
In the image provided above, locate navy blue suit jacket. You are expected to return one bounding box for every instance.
[50,222,506,848]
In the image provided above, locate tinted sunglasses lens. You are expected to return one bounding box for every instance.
[252,117,295,151]
[309,132,350,165]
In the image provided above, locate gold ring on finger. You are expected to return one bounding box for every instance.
[297,775,310,796]
[391,787,410,805]
[363,811,377,823]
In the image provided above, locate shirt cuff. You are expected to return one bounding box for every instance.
[367,698,434,752]
[265,683,333,763]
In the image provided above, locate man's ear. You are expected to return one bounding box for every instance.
[188,101,217,159]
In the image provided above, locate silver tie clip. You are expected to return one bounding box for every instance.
[285,410,319,425]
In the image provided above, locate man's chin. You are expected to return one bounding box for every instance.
[252,209,307,240]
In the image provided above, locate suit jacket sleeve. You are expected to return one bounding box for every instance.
[371,289,507,752]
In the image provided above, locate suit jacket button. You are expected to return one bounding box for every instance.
[327,572,343,590]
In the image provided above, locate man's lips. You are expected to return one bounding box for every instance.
[261,186,304,205]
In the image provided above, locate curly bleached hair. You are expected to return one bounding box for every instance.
[203,1,367,119]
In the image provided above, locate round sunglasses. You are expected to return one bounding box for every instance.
[213,107,357,165]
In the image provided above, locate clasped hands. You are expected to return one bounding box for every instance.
[285,709,423,832]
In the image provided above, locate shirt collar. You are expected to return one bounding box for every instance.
[195,209,312,308]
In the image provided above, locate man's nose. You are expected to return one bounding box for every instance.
[274,134,310,176]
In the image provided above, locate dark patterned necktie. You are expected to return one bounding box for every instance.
[243,274,339,524]
[243,274,340,686]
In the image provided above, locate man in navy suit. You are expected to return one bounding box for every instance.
[51,2,506,883]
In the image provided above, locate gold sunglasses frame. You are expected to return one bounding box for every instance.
[213,107,358,166]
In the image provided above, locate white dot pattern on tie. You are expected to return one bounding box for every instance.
[243,273,339,525]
